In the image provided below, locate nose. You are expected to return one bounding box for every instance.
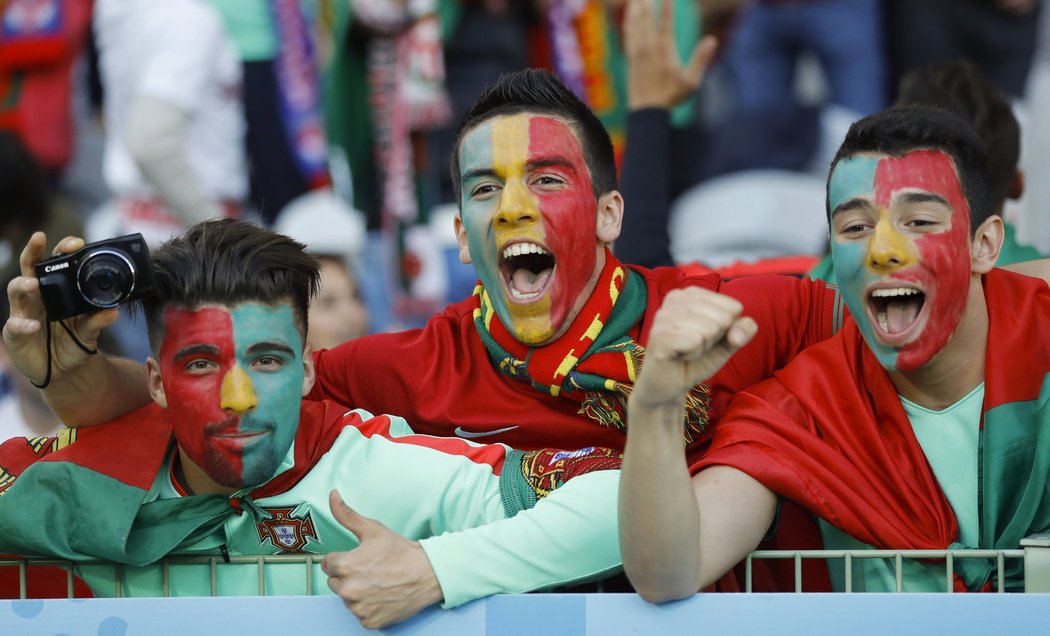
[868,214,913,273]
[220,366,258,414]
[494,180,538,226]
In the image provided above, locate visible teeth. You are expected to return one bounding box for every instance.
[877,312,889,332]
[509,288,541,300]
[870,287,921,298]
[502,243,549,259]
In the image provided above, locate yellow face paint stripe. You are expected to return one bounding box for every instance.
[220,366,258,412]
[490,114,553,342]
[867,208,919,271]
[491,114,531,191]
[491,114,546,247]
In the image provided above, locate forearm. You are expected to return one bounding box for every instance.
[620,399,702,602]
[617,109,675,268]
[43,354,150,426]
[418,470,622,608]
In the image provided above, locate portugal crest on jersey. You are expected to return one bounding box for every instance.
[256,506,319,552]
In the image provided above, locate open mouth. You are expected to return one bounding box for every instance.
[867,286,926,340]
[499,242,556,302]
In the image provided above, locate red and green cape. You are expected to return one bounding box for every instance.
[696,268,1050,591]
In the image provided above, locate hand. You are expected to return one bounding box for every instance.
[322,490,444,629]
[3,233,120,387]
[632,287,757,408]
[625,0,719,110]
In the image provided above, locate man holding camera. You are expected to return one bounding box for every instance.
[0,220,622,628]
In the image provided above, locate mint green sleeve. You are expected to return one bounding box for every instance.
[418,469,622,608]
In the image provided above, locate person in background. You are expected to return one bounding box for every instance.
[93,0,246,246]
[272,187,372,346]
[883,0,1042,101]
[309,255,370,349]
[0,0,92,179]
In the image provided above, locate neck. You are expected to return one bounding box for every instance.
[889,277,988,410]
[175,448,238,496]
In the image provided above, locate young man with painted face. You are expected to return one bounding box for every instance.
[620,104,1050,600]
[0,220,624,628]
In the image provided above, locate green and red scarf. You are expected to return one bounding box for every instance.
[473,248,711,441]
[697,268,1050,591]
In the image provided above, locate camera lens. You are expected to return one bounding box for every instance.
[77,249,136,308]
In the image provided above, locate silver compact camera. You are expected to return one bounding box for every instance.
[35,233,156,320]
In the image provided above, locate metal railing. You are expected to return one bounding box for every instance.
[4,534,1050,599]
[746,548,1024,592]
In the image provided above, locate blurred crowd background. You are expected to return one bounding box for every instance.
[1,0,1049,439]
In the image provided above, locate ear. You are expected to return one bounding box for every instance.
[147,357,168,408]
[596,190,624,244]
[454,214,472,264]
[1008,169,1025,201]
[301,343,316,397]
[971,214,1004,275]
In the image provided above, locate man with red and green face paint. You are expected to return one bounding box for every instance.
[0,220,628,628]
[828,149,975,373]
[621,105,1050,600]
[150,303,307,493]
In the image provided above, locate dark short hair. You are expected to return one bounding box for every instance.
[450,68,617,203]
[827,104,993,232]
[140,219,321,353]
[896,60,1019,213]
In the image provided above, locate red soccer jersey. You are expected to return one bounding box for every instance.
[309,266,844,459]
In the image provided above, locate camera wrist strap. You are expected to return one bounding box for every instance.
[30,319,99,389]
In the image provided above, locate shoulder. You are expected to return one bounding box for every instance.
[320,403,512,472]
[629,263,721,298]
[0,426,96,495]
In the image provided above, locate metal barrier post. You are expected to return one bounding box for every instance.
[1021,532,1050,593]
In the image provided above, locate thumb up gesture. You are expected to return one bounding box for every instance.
[321,490,444,629]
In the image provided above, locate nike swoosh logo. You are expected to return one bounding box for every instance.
[454,425,520,439]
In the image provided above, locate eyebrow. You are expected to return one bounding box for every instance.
[173,344,221,362]
[896,191,950,207]
[459,156,579,183]
[461,167,496,182]
[830,198,873,218]
[527,157,577,172]
[246,342,296,357]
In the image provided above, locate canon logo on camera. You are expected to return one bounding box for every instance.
[44,262,70,273]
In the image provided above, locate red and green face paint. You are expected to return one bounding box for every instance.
[458,113,600,344]
[158,303,304,489]
[829,150,973,372]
